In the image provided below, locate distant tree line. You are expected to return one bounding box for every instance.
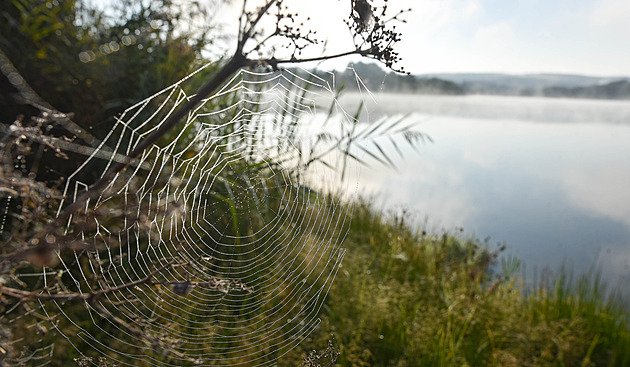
[540,80,630,100]
[332,62,464,95]
[325,62,630,100]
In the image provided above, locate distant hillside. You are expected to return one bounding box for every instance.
[288,64,630,99]
[421,72,630,99]
[542,80,630,100]
[422,72,624,88]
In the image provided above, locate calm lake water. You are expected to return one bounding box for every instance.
[337,93,630,289]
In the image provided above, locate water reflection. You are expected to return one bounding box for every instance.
[341,94,630,288]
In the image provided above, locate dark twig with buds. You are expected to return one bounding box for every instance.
[10,0,409,252]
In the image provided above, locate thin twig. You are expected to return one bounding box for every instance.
[0,259,179,301]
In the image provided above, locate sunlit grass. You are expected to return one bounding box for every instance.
[283,200,630,367]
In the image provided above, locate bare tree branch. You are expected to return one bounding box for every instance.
[10,0,408,250]
[0,259,179,301]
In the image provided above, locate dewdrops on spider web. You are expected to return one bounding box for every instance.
[0,65,354,366]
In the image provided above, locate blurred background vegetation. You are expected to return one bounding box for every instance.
[1,1,630,366]
[1,0,214,135]
[0,0,222,189]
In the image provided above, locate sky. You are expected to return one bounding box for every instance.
[216,0,630,76]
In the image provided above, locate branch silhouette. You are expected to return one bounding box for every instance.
[2,0,409,264]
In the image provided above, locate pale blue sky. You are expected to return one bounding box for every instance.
[221,0,630,76]
[390,0,630,76]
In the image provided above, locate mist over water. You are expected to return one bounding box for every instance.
[340,93,630,289]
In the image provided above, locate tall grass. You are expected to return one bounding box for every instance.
[282,200,630,367]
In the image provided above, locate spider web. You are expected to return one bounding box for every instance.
[1,64,364,365]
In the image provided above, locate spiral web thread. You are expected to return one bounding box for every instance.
[1,64,363,366]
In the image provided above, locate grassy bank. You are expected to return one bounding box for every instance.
[283,200,630,367]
